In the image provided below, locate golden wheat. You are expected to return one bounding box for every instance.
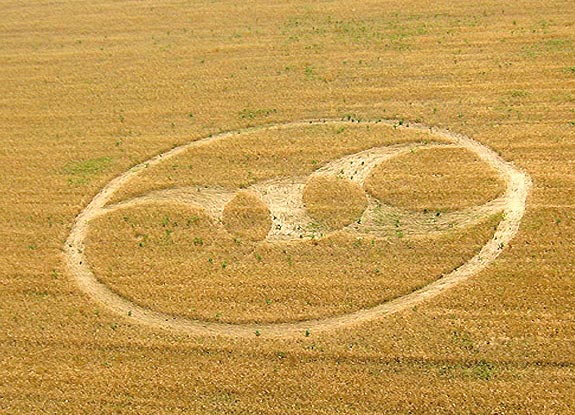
[2,0,574,413]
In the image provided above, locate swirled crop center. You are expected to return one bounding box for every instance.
[64,119,531,338]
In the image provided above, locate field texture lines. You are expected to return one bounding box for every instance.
[3,1,575,413]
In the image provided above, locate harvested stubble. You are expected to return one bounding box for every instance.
[2,0,575,413]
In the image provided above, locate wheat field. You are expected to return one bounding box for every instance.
[1,0,574,414]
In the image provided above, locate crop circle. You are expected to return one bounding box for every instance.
[303,175,368,230]
[223,190,272,242]
[64,119,530,338]
[364,146,505,212]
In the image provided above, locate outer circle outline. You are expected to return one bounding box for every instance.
[63,119,531,338]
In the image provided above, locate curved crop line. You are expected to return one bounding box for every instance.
[63,119,531,338]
